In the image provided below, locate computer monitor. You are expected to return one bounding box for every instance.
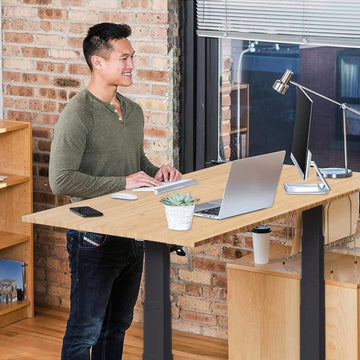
[290,86,313,180]
[284,86,330,194]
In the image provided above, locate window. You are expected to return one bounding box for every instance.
[179,1,360,172]
[218,40,360,172]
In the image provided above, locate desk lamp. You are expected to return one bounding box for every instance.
[273,69,360,178]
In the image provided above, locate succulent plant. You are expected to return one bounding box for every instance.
[160,191,199,206]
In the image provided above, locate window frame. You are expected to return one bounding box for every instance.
[179,0,219,173]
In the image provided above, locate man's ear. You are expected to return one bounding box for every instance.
[91,55,103,71]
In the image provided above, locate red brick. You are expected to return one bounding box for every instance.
[5,32,34,44]
[43,100,57,112]
[182,310,217,326]
[29,100,42,111]
[38,88,67,101]
[221,246,243,260]
[46,270,70,285]
[69,23,85,34]
[192,258,226,273]
[36,113,59,125]
[6,110,36,123]
[212,274,227,288]
[9,19,38,31]
[53,77,81,88]
[102,13,132,24]
[58,103,67,113]
[150,28,168,40]
[3,45,20,56]
[68,36,83,48]
[39,21,52,32]
[37,140,51,152]
[122,0,151,8]
[136,69,168,82]
[24,0,52,4]
[185,283,201,297]
[33,191,56,204]
[38,8,66,19]
[37,61,66,73]
[3,97,14,107]
[144,126,167,138]
[14,98,28,109]
[23,73,51,85]
[22,46,49,58]
[135,12,168,24]
[152,84,168,97]
[7,85,34,97]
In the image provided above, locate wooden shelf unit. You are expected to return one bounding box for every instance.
[227,245,360,360]
[229,83,249,159]
[0,119,33,327]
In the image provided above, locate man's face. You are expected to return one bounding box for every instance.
[99,38,135,87]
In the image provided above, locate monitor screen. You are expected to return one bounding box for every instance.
[290,86,313,180]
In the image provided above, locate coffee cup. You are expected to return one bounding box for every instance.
[252,225,272,264]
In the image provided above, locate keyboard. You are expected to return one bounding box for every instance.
[198,206,221,216]
[133,178,198,194]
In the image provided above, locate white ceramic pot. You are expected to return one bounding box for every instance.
[164,204,195,231]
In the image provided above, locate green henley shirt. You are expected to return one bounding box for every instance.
[49,89,159,202]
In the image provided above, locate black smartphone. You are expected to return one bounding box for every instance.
[70,206,103,217]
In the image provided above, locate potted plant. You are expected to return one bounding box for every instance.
[160,191,199,230]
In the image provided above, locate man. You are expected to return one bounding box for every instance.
[49,23,181,360]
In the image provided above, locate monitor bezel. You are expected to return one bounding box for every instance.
[290,86,313,181]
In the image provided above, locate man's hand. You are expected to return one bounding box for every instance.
[125,171,162,190]
[154,164,182,182]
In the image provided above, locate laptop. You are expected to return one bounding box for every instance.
[194,150,285,220]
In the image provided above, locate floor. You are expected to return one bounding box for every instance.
[0,305,228,360]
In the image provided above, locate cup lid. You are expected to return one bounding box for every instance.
[251,225,271,234]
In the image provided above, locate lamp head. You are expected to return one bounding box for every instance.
[272,69,294,95]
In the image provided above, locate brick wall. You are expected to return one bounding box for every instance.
[1,0,248,340]
[1,0,185,321]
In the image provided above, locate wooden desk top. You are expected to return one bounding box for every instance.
[22,164,359,247]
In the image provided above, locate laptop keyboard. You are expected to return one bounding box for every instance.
[199,206,221,216]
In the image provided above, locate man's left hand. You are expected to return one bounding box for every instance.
[155,165,182,182]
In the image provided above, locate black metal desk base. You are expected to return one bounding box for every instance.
[301,205,325,360]
[143,241,173,360]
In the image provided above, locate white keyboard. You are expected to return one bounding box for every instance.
[133,179,197,194]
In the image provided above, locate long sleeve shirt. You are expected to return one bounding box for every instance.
[49,89,159,202]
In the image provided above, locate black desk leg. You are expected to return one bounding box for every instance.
[143,241,173,360]
[301,205,325,360]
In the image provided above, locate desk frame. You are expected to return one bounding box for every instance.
[21,165,359,360]
[301,206,325,360]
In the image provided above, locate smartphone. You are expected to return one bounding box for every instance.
[70,206,103,217]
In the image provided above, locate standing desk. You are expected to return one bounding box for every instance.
[22,164,359,360]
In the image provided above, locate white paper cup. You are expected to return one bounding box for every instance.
[252,225,272,264]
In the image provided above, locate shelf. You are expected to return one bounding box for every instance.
[0,231,29,250]
[230,83,249,90]
[0,174,30,189]
[0,301,31,328]
[0,120,33,328]
[230,128,248,135]
[0,120,29,134]
[0,300,30,316]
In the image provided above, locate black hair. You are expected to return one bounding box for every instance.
[83,23,132,71]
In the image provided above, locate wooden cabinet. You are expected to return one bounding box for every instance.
[227,245,360,360]
[0,120,33,327]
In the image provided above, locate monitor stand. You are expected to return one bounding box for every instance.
[284,161,331,195]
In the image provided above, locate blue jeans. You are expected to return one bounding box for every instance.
[61,230,144,360]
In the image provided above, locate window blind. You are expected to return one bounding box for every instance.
[196,0,360,48]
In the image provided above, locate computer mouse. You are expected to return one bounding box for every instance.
[110,192,138,200]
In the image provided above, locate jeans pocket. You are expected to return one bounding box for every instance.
[66,229,78,254]
[80,232,107,248]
